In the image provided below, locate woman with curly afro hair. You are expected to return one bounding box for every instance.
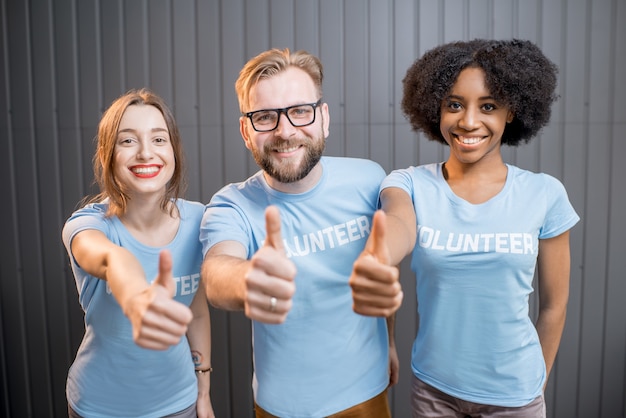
[349,39,580,417]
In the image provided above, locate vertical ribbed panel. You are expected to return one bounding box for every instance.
[0,1,624,416]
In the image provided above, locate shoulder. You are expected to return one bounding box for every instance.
[210,171,265,200]
[324,156,383,169]
[177,198,205,214]
[382,163,441,196]
[62,202,112,248]
[507,167,581,237]
[176,199,206,225]
[509,165,566,190]
[205,176,268,223]
[323,156,386,178]
[388,163,439,181]
[64,202,110,227]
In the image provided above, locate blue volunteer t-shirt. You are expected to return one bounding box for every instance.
[200,156,389,418]
[383,162,579,407]
[62,199,204,418]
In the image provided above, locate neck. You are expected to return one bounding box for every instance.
[443,154,506,181]
[120,197,176,230]
[263,162,323,194]
[119,198,180,247]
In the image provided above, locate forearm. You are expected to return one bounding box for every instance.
[386,313,400,386]
[202,254,249,310]
[386,313,396,349]
[536,231,571,383]
[105,249,152,315]
[536,305,567,381]
[72,231,151,314]
[187,289,212,395]
[380,187,416,266]
[384,214,415,266]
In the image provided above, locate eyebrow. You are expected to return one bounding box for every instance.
[118,127,169,134]
[446,94,496,101]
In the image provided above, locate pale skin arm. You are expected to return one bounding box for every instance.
[350,187,417,316]
[70,229,193,350]
[187,284,215,418]
[536,230,572,388]
[201,206,297,324]
[201,242,249,311]
[386,314,399,387]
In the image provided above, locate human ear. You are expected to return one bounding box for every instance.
[321,102,330,138]
[507,111,514,123]
[240,117,253,150]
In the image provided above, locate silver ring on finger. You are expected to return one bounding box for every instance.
[269,296,277,312]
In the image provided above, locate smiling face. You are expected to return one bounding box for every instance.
[440,67,514,167]
[113,104,175,199]
[240,66,330,192]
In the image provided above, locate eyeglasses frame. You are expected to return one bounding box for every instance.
[244,99,323,132]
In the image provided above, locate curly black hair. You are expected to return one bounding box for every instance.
[401,39,559,146]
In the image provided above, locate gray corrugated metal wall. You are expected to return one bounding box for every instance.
[1,0,624,417]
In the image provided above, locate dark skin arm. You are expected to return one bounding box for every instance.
[536,231,572,388]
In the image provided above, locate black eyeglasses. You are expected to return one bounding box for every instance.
[244,99,322,132]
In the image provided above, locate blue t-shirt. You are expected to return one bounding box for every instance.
[382,163,580,407]
[200,156,389,418]
[62,199,204,418]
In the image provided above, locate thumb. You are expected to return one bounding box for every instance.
[264,205,285,252]
[367,210,391,265]
[154,249,176,297]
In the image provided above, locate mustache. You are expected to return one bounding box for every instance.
[264,138,307,151]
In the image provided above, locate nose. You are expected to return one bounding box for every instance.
[458,107,480,131]
[136,140,154,160]
[274,110,297,137]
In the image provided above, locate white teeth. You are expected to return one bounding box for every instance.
[275,146,299,153]
[132,166,159,174]
[459,137,482,144]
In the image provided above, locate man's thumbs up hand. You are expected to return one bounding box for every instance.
[244,206,296,324]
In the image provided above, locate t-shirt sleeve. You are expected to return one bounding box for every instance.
[380,168,415,198]
[61,204,113,309]
[199,199,252,259]
[540,174,580,239]
[62,205,110,266]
